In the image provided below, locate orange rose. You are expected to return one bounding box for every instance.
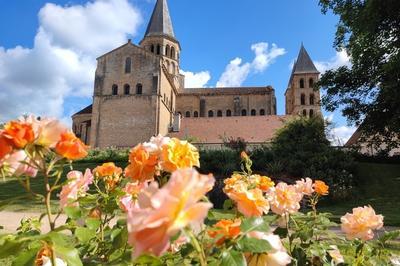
[124,144,158,182]
[225,183,270,217]
[161,138,200,172]
[4,121,35,148]
[0,133,13,160]
[313,180,329,196]
[55,132,88,160]
[254,175,275,192]
[208,219,241,245]
[94,162,122,177]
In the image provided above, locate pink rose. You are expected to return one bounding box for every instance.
[295,177,314,196]
[341,206,384,240]
[0,150,38,177]
[127,168,214,257]
[59,169,93,209]
[269,182,303,215]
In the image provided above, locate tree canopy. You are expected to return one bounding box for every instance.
[318,0,400,153]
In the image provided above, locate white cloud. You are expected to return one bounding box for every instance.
[216,58,251,87]
[315,50,351,73]
[180,70,211,88]
[251,43,286,72]
[0,0,142,123]
[216,42,286,87]
[329,125,357,146]
[325,114,356,146]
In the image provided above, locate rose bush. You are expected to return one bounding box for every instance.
[0,116,398,265]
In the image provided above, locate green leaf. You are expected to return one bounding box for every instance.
[237,236,272,253]
[133,254,162,266]
[0,236,24,259]
[85,218,101,231]
[240,217,269,234]
[64,206,82,220]
[53,245,83,266]
[11,246,40,266]
[221,250,246,266]
[75,227,96,244]
[207,209,236,220]
[379,230,400,243]
[223,199,233,210]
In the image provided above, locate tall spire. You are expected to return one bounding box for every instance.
[145,0,175,39]
[292,44,319,74]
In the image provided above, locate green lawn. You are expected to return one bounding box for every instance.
[320,162,400,226]
[1,161,399,226]
[0,162,100,212]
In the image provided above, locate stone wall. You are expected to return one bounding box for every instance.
[90,42,161,148]
[285,73,321,116]
[176,88,276,118]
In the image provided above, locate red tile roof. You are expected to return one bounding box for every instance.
[169,115,291,143]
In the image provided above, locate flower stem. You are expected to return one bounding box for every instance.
[185,228,207,266]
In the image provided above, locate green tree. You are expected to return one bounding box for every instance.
[271,117,355,199]
[318,0,400,153]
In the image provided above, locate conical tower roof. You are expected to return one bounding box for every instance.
[292,44,319,74]
[144,0,175,39]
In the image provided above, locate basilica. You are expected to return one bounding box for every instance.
[72,0,321,148]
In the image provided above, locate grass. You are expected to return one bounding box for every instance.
[0,161,399,226]
[320,162,400,226]
[0,162,100,212]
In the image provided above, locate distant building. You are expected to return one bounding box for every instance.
[345,128,400,156]
[72,0,321,148]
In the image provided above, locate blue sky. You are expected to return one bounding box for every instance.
[0,0,355,144]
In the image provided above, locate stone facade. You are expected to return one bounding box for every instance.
[72,0,322,148]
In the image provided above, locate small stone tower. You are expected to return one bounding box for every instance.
[140,0,184,90]
[285,44,321,117]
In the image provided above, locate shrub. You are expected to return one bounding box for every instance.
[199,149,240,176]
[270,116,356,200]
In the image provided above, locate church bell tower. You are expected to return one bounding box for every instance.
[140,0,181,80]
[285,44,321,117]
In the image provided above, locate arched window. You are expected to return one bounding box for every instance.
[217,110,223,117]
[309,94,315,105]
[165,45,170,57]
[185,111,191,118]
[241,109,247,116]
[226,110,232,117]
[171,47,176,59]
[136,83,143,95]
[125,57,131,73]
[151,45,155,53]
[124,84,130,95]
[156,44,161,55]
[194,111,199,117]
[309,78,314,88]
[112,84,118,95]
[309,109,314,117]
[251,109,256,116]
[208,110,214,117]
[260,109,265,116]
[302,109,307,116]
[301,94,306,105]
[300,78,305,88]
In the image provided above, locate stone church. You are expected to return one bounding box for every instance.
[72,0,321,148]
